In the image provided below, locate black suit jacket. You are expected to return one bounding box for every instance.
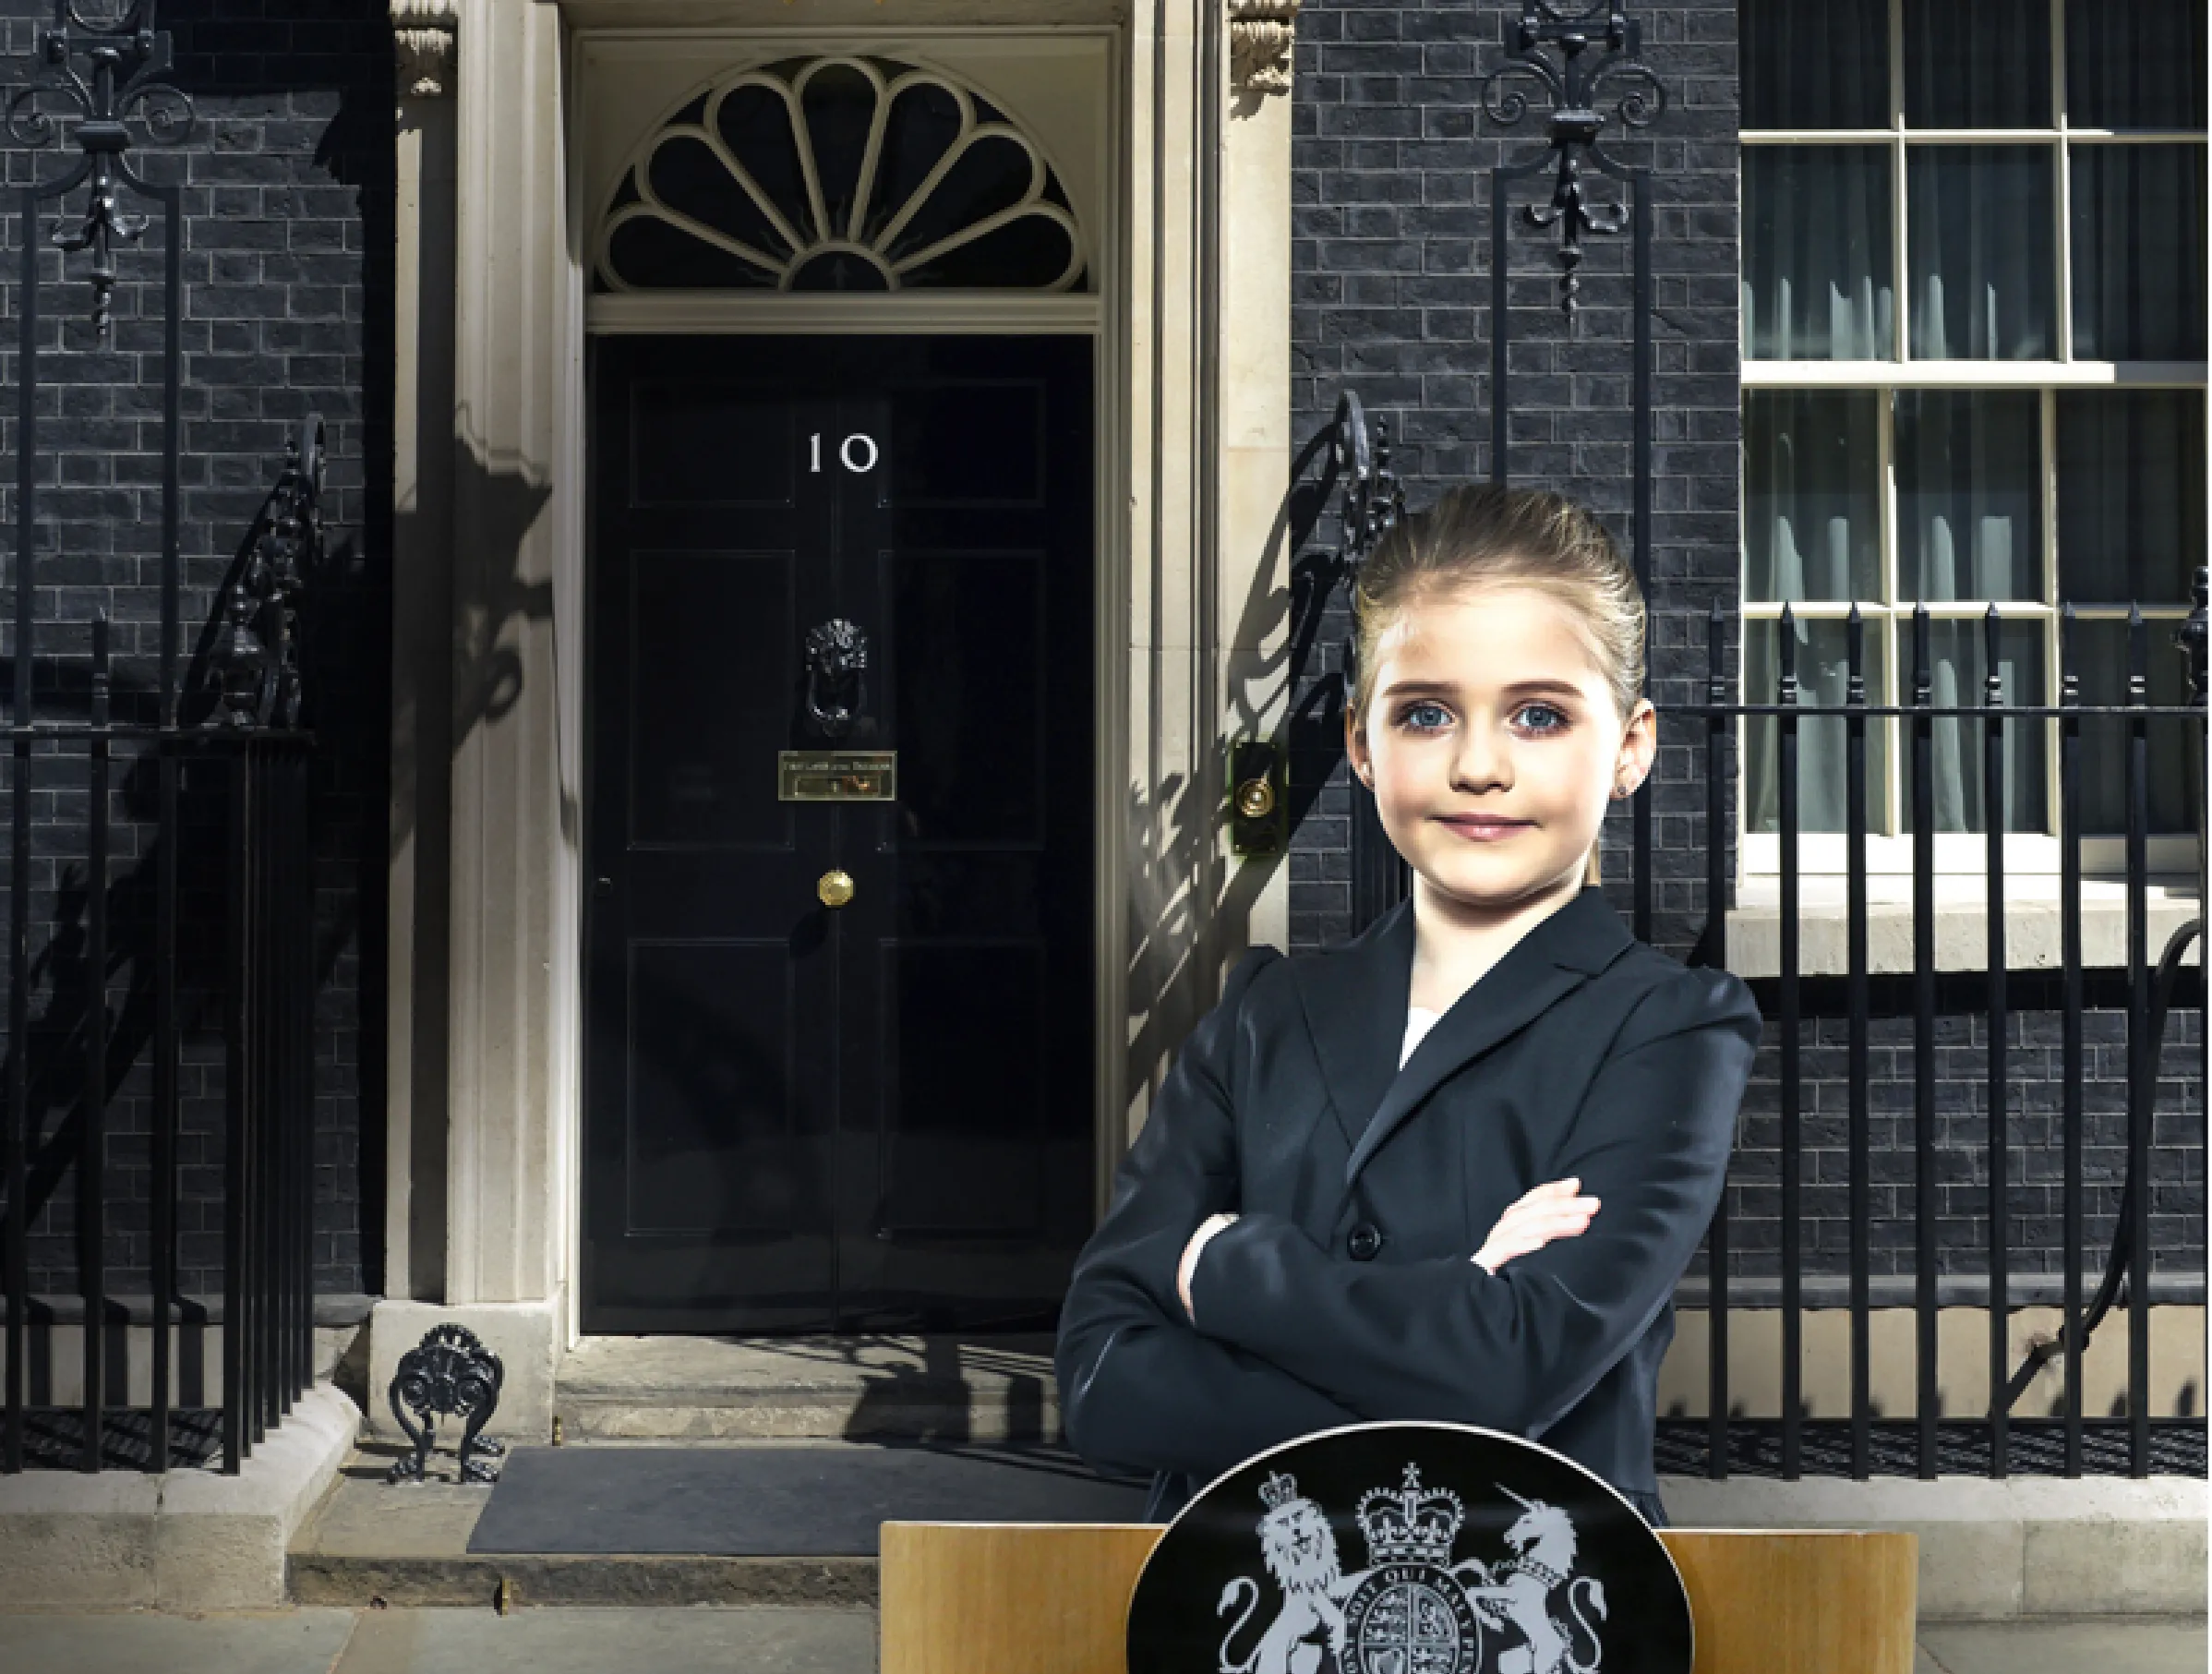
[1053,885,1761,1521]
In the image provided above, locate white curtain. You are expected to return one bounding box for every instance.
[2057,392,2204,607]
[1741,148,1893,361]
[1746,619,1885,834]
[1907,621,2047,835]
[1744,394,1881,834]
[1744,392,1879,604]
[1739,0,1886,127]
[1740,0,2206,839]
[1895,392,2040,604]
[2065,0,2207,129]
[1902,0,2050,127]
[2057,393,2206,836]
[1906,147,2053,361]
[2070,145,2208,363]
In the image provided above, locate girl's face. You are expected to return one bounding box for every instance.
[1344,583,1656,911]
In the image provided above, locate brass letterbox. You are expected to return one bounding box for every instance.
[777,749,898,801]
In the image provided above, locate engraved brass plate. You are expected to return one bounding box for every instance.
[778,750,897,801]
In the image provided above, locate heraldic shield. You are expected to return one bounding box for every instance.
[1125,1423,1691,1674]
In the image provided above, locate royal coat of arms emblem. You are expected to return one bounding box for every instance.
[1127,1423,1687,1674]
[1215,1464,1605,1674]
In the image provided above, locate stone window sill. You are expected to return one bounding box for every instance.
[1724,875,2202,980]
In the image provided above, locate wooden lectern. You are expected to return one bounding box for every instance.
[880,1523,1917,1674]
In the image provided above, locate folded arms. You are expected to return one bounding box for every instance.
[1054,954,1761,1483]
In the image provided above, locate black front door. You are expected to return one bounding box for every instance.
[583,334,1095,1334]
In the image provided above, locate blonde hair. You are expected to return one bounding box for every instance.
[1348,483,1647,885]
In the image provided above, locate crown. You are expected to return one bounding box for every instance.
[1355,1463,1465,1566]
[1258,1471,1301,1511]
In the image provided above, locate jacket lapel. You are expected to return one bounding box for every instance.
[1292,897,1415,1155]
[1293,886,1638,1187]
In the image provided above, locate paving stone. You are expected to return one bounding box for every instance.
[329,1605,878,1674]
[0,1606,2201,1674]
[0,1608,360,1674]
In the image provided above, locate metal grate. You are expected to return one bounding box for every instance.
[1657,1417,2208,1480]
[0,1406,224,1471]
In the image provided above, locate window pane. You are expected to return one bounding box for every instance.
[1745,391,1881,602]
[1741,0,1889,129]
[1895,391,2042,603]
[1906,147,2056,358]
[2065,0,2207,128]
[2056,391,2206,605]
[1745,619,1890,835]
[1904,0,2050,128]
[2065,619,2198,835]
[1899,618,2049,834]
[1742,147,1895,359]
[2069,144,2208,360]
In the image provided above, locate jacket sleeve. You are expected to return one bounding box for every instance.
[1054,946,1366,1483]
[1185,967,1761,1440]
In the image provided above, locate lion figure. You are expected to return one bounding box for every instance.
[1217,1494,1356,1674]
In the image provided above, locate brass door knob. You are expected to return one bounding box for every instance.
[817,868,855,908]
[1234,777,1276,819]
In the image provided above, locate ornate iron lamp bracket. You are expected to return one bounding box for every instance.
[1480,3,1665,316]
[1331,391,1405,625]
[209,417,324,729]
[1330,390,1407,716]
[5,1,196,335]
[385,1322,507,1485]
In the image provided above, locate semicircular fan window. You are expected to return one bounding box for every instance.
[596,56,1088,295]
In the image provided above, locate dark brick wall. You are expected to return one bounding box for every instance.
[1281,1,2204,1285]
[0,3,391,1299]
[1285,0,1745,957]
[1715,995,2204,1290]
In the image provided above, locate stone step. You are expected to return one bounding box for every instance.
[290,1440,2209,1620]
[552,1334,1062,1441]
[289,1441,883,1608]
[289,1549,879,1610]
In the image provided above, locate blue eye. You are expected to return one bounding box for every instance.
[1397,701,1450,731]
[1516,703,1569,733]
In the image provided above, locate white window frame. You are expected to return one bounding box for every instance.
[1737,0,2207,887]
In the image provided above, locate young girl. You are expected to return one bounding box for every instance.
[1054,484,1761,1529]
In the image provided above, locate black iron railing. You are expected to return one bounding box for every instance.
[1,3,322,1475]
[1324,386,2206,1481]
[1658,586,2207,1484]
[1308,0,2209,1484]
[0,422,322,1475]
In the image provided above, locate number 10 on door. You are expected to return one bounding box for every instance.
[810,433,879,474]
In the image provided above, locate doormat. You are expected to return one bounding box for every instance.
[465,1440,1152,1556]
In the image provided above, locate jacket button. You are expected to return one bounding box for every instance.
[1347,1222,1383,1261]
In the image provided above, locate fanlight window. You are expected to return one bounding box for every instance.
[595,56,1088,294]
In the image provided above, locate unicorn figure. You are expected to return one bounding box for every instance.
[1449,1486,1607,1674]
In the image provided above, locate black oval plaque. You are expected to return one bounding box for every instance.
[1125,1421,1690,1674]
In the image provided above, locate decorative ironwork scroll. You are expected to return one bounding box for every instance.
[386,1322,507,1485]
[210,418,326,729]
[1469,3,1665,938]
[1480,2,1665,318]
[5,0,195,335]
[1329,393,1410,933]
